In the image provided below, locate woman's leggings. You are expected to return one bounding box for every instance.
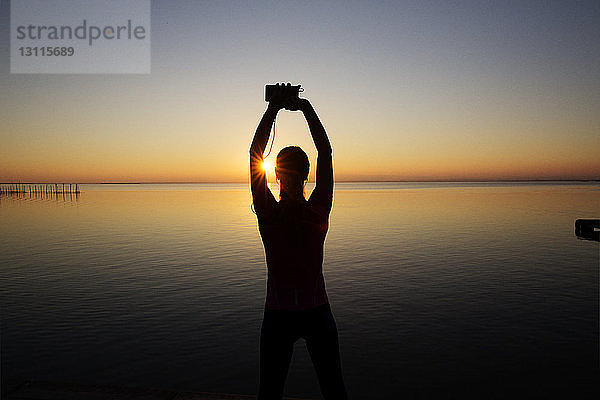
[258,303,348,400]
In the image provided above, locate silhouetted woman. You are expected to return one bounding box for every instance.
[250,94,348,400]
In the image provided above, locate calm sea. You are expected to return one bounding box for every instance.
[1,182,598,398]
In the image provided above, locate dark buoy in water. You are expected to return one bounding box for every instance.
[575,219,599,242]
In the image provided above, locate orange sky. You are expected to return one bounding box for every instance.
[1,2,599,182]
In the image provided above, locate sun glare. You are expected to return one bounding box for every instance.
[262,161,272,171]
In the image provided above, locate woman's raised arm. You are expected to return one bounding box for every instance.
[250,104,280,213]
[297,99,333,212]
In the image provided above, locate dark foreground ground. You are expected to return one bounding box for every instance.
[2,381,312,400]
[3,374,599,400]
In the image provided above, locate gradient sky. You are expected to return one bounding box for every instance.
[1,0,599,182]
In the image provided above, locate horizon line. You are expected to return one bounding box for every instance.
[1,179,599,185]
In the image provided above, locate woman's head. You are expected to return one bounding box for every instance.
[275,146,309,200]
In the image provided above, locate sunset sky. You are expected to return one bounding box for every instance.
[1,0,599,182]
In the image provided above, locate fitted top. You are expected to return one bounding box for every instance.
[251,153,333,311]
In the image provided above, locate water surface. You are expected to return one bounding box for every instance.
[1,182,598,398]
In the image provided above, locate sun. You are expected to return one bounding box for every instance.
[262,161,272,171]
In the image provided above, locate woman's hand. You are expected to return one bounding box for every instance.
[267,99,284,112]
[267,94,285,112]
[285,97,310,112]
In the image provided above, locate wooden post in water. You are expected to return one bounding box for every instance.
[0,182,80,197]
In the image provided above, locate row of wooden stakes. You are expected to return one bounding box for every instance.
[0,183,80,195]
